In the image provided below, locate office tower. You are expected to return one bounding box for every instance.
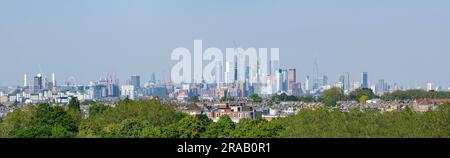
[33,74,43,93]
[305,76,310,91]
[281,69,288,92]
[427,83,433,91]
[339,75,345,85]
[288,69,296,93]
[24,74,27,87]
[345,72,350,91]
[361,72,368,89]
[121,85,136,100]
[51,72,56,88]
[339,72,350,91]
[225,61,233,83]
[376,79,386,95]
[276,69,282,92]
[150,73,156,84]
[322,75,328,86]
[312,60,319,90]
[130,75,141,90]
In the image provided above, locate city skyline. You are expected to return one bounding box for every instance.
[1,0,449,87]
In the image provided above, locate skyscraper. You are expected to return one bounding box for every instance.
[338,74,345,90]
[288,69,296,93]
[281,69,288,92]
[322,75,328,86]
[33,74,43,93]
[130,75,141,90]
[345,72,350,91]
[361,72,368,89]
[24,74,27,87]
[150,73,156,84]
[51,72,56,88]
[312,60,319,90]
[376,79,386,95]
[305,76,310,92]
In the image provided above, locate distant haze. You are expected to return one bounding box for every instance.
[0,0,449,88]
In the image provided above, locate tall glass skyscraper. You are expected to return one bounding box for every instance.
[361,72,368,89]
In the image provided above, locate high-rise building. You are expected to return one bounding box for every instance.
[339,75,345,86]
[150,73,156,84]
[52,72,56,86]
[121,85,136,100]
[24,74,27,87]
[427,83,434,91]
[376,79,387,95]
[130,75,141,90]
[305,76,310,92]
[312,60,319,90]
[288,69,296,94]
[33,74,43,93]
[345,72,350,91]
[361,72,368,89]
[281,69,288,92]
[322,75,328,86]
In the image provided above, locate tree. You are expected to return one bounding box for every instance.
[323,97,337,107]
[271,93,297,102]
[359,95,369,103]
[78,99,186,137]
[298,96,315,103]
[250,94,263,103]
[110,119,149,138]
[89,103,111,118]
[202,115,235,138]
[173,115,211,138]
[68,97,81,111]
[234,119,283,138]
[348,88,377,101]
[322,87,346,101]
[1,104,79,138]
[188,96,199,102]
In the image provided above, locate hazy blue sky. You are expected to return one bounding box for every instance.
[1,0,449,88]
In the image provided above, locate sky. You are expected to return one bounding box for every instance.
[0,0,449,88]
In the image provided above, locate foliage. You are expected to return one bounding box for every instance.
[275,107,450,138]
[0,104,79,138]
[88,102,111,118]
[188,96,199,102]
[78,99,186,138]
[202,115,235,138]
[1,99,449,138]
[271,93,298,102]
[234,119,283,138]
[298,96,316,103]
[68,97,81,111]
[348,88,377,101]
[381,89,450,101]
[249,94,263,103]
[323,97,337,107]
[322,87,346,101]
[359,95,369,103]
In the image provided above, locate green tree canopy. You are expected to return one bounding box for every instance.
[322,87,346,101]
[250,94,263,103]
[202,115,235,138]
[348,88,377,101]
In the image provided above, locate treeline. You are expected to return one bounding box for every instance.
[0,99,449,138]
[319,88,450,107]
[275,105,450,138]
[381,89,450,101]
